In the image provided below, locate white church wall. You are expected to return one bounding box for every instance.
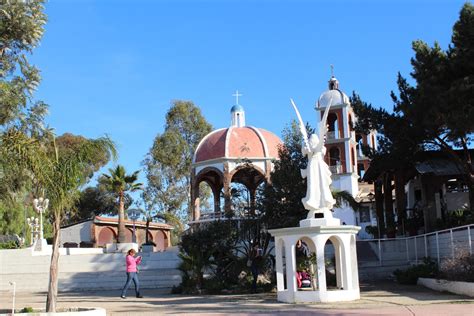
[332,175,358,197]
[333,204,356,226]
[60,220,92,246]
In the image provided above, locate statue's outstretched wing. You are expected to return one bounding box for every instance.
[319,97,333,142]
[290,99,310,151]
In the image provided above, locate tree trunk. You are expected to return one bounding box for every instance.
[375,178,385,234]
[117,192,126,243]
[394,169,407,234]
[46,215,61,312]
[383,172,395,234]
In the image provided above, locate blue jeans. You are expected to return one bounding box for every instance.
[121,272,140,297]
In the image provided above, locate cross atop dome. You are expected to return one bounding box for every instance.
[232,90,242,106]
[230,90,246,127]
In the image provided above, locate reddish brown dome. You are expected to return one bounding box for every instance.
[193,126,282,163]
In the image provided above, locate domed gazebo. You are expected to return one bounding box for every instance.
[190,94,282,222]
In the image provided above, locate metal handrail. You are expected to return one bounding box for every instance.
[358,224,473,266]
[360,223,474,242]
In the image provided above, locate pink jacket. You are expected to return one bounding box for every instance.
[125,254,142,272]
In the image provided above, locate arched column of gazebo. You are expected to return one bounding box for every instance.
[227,163,267,217]
[191,166,224,221]
[191,162,271,221]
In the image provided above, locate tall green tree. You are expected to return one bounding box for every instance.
[351,92,423,232]
[143,100,212,221]
[99,165,142,243]
[260,122,308,228]
[0,0,49,236]
[354,3,474,212]
[1,2,118,312]
[62,186,133,225]
[394,3,474,208]
[2,130,116,312]
[0,0,47,127]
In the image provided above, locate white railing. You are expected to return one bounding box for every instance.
[358,224,473,267]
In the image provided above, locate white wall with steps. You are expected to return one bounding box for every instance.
[0,247,182,292]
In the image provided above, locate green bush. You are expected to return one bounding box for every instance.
[0,240,19,249]
[435,208,474,230]
[394,257,438,285]
[177,221,238,293]
[19,307,34,313]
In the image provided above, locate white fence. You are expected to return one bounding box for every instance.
[358,224,473,266]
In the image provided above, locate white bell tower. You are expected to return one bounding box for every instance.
[316,75,359,197]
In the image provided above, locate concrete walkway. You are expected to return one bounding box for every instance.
[1,282,472,315]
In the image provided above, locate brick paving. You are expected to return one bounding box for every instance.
[0,282,472,315]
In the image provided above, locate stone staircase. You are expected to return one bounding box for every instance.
[0,247,182,292]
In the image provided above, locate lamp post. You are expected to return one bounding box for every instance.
[26,217,39,246]
[33,197,49,241]
[127,209,141,243]
[33,197,49,251]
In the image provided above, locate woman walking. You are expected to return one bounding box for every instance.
[120,248,143,299]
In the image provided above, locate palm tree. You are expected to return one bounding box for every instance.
[2,130,116,312]
[100,165,143,243]
[332,189,361,211]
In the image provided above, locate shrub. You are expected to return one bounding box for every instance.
[440,250,474,282]
[177,221,238,293]
[19,307,34,313]
[394,257,438,285]
[0,240,19,249]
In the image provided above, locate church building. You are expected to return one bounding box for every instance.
[190,76,377,236]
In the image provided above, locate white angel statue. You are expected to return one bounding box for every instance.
[291,99,336,220]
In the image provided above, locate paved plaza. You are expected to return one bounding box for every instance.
[0,281,472,315]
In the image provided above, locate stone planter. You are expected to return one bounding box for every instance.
[0,307,105,316]
[418,277,474,297]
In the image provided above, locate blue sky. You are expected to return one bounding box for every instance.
[32,0,467,197]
